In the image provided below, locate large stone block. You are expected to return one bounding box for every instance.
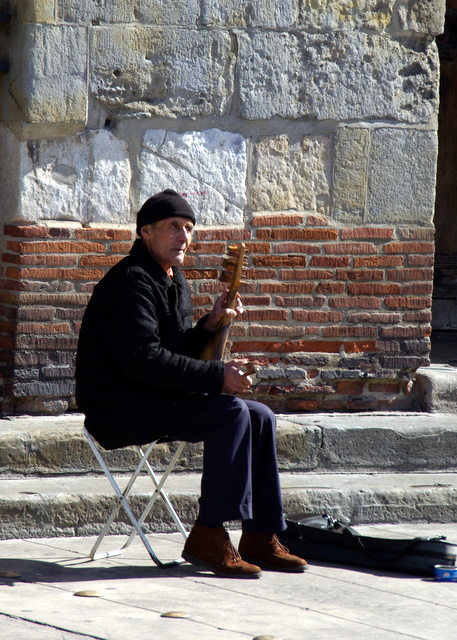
[201,0,298,27]
[298,0,395,32]
[298,0,445,36]
[90,27,234,118]
[237,30,439,123]
[3,24,87,126]
[15,0,56,23]
[332,127,370,223]
[368,128,438,224]
[139,129,247,226]
[58,0,200,25]
[392,0,446,37]
[250,135,330,214]
[0,125,22,225]
[4,129,131,224]
[413,365,457,413]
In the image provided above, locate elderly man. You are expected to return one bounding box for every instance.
[76,189,307,578]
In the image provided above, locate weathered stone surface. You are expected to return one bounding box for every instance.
[139,129,246,225]
[201,0,298,27]
[287,412,457,471]
[10,129,131,224]
[58,0,200,25]
[0,126,22,224]
[12,381,75,397]
[237,31,439,123]
[332,127,370,223]
[0,415,318,474]
[392,0,446,37]
[5,24,87,124]
[368,128,438,223]
[298,0,445,36]
[430,299,457,331]
[298,0,395,32]
[320,422,457,471]
[276,421,321,470]
[282,473,457,525]
[90,27,234,118]
[250,135,330,214]
[2,471,457,539]
[16,0,56,23]
[412,365,457,413]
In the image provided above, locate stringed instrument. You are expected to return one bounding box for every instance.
[200,242,254,374]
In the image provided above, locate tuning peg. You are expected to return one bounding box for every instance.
[222,258,238,267]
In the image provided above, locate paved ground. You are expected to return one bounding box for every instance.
[1,525,457,640]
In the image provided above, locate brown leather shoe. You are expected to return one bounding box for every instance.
[239,532,308,573]
[182,522,262,579]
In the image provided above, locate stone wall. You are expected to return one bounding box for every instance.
[0,1,446,414]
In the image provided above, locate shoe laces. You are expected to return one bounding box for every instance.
[224,532,243,563]
[269,533,289,554]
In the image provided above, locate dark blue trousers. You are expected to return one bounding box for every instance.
[164,395,286,534]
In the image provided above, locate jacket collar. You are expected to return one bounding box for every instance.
[129,238,185,290]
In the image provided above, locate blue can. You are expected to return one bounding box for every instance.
[434,565,457,581]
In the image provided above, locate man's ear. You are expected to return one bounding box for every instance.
[140,224,151,239]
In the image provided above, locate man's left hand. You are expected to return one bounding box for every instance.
[203,290,244,332]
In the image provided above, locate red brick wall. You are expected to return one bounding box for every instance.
[0,217,433,414]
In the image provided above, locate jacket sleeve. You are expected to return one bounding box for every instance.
[182,313,214,359]
[100,270,225,395]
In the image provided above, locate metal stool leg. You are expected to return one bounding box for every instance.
[120,442,188,552]
[84,429,187,567]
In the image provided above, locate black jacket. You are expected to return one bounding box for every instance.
[75,239,225,448]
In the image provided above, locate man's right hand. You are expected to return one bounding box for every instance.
[222,359,253,395]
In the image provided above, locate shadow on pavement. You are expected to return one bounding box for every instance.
[0,557,205,584]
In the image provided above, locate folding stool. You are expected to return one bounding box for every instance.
[84,427,188,568]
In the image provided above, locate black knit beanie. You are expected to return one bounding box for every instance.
[136,189,196,235]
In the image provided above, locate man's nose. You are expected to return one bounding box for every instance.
[178,227,190,241]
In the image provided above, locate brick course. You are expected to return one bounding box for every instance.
[0,220,433,413]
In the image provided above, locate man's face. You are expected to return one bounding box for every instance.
[140,216,194,273]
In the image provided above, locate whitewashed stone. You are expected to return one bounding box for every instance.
[6,24,87,124]
[368,128,438,224]
[139,129,247,226]
[237,31,439,123]
[332,128,370,223]
[58,0,200,25]
[251,135,330,214]
[13,129,131,224]
[90,27,234,118]
[202,0,298,27]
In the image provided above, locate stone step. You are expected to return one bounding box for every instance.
[2,411,457,474]
[412,364,457,413]
[1,471,457,540]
